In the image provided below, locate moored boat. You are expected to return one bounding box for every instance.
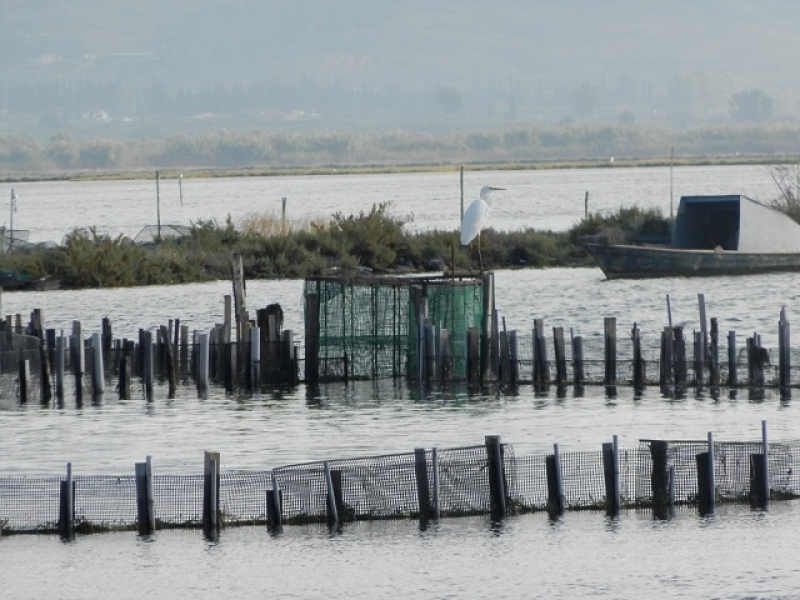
[585,194,800,279]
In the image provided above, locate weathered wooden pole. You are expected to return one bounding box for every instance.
[546,443,565,518]
[143,330,154,399]
[709,318,720,388]
[673,327,686,390]
[197,333,210,395]
[466,327,479,381]
[650,440,669,520]
[59,462,75,540]
[304,292,320,383]
[324,461,339,525]
[632,323,644,392]
[72,322,84,403]
[91,333,105,396]
[485,435,508,519]
[267,472,282,532]
[135,455,156,535]
[553,327,567,389]
[250,326,261,392]
[118,342,131,400]
[602,435,621,517]
[728,330,737,386]
[779,307,791,391]
[203,451,220,540]
[604,317,617,395]
[159,324,177,398]
[431,446,440,520]
[572,330,585,388]
[55,333,65,403]
[18,358,29,403]
[693,331,703,387]
[414,448,432,520]
[696,432,715,516]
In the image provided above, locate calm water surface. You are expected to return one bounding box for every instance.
[2,167,800,598]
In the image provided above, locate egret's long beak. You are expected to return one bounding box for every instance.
[489,187,506,191]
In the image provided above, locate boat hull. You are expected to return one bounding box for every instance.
[584,244,800,279]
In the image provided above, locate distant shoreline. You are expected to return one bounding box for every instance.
[1,154,788,184]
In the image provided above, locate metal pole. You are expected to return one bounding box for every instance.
[178,174,183,206]
[707,431,715,514]
[613,434,621,513]
[156,170,161,240]
[762,420,770,508]
[324,461,338,524]
[432,446,440,520]
[460,166,464,221]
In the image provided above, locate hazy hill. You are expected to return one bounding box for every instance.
[1,1,799,139]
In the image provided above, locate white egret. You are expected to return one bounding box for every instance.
[460,185,505,270]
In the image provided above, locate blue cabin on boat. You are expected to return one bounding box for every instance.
[672,194,800,252]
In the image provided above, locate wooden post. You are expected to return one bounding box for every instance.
[304,293,320,383]
[709,318,720,388]
[180,325,189,380]
[159,325,177,398]
[55,333,65,403]
[143,330,154,399]
[604,317,617,395]
[533,319,548,393]
[485,435,507,519]
[39,331,52,404]
[572,332,585,388]
[203,451,220,539]
[693,330,703,387]
[250,326,260,392]
[480,273,493,381]
[698,293,708,384]
[282,329,295,385]
[779,308,791,391]
[91,333,105,396]
[324,461,338,524]
[632,323,644,392]
[603,436,621,517]
[696,432,715,516]
[59,462,75,540]
[509,330,519,385]
[431,447,440,520]
[546,443,565,518]
[414,448,432,520]
[650,441,669,520]
[728,330,737,386]
[673,327,686,389]
[102,317,112,380]
[72,322,84,403]
[761,421,770,508]
[230,254,246,342]
[135,456,156,535]
[267,473,282,531]
[118,342,131,400]
[553,327,567,389]
[18,358,29,403]
[197,332,210,394]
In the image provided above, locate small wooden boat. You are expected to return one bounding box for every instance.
[585,194,800,279]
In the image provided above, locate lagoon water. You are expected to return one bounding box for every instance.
[3,166,800,598]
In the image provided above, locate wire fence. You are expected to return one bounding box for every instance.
[3,438,800,534]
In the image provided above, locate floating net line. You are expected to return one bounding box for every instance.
[3,439,800,534]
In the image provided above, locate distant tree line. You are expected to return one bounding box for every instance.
[1,123,800,173]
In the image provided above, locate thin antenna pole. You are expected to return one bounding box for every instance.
[670,147,674,220]
[460,166,464,221]
[156,171,161,240]
[179,173,183,206]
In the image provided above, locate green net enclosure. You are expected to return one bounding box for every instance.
[304,274,485,381]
